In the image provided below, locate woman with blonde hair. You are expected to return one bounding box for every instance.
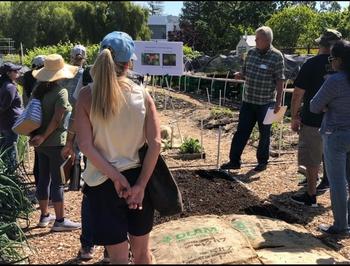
[75,31,161,264]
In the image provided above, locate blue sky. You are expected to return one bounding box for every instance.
[133,1,183,16]
[133,1,349,16]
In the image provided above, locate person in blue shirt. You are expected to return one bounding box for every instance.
[0,62,22,174]
[310,40,350,235]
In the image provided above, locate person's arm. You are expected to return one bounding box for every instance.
[72,75,83,101]
[0,84,16,113]
[310,78,337,114]
[75,87,130,197]
[30,105,66,147]
[274,79,284,113]
[61,106,76,162]
[127,93,161,209]
[290,87,305,133]
[235,52,248,80]
[273,53,285,113]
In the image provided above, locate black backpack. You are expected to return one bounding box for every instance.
[82,66,93,86]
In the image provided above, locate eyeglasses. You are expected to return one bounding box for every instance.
[328,56,337,63]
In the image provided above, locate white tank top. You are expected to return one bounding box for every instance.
[82,81,147,187]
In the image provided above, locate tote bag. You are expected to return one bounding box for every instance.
[12,98,42,136]
[139,144,184,216]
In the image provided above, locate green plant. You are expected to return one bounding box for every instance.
[162,140,172,151]
[210,106,234,120]
[179,137,202,154]
[23,43,100,67]
[183,45,203,60]
[0,144,34,263]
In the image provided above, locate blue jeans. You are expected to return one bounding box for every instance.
[0,129,18,173]
[229,101,273,165]
[322,130,350,231]
[80,194,94,248]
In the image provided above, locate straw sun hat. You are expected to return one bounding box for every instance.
[32,54,78,82]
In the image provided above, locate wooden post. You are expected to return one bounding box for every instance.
[223,71,229,105]
[20,42,23,65]
[216,126,222,169]
[200,119,204,160]
[206,87,210,105]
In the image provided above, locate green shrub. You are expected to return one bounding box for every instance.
[180,137,202,154]
[183,45,203,60]
[23,42,100,67]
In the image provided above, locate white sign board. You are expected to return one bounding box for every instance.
[133,41,183,76]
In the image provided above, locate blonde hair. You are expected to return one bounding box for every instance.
[90,49,127,120]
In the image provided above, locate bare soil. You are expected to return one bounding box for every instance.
[22,87,350,264]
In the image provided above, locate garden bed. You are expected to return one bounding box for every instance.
[22,87,350,264]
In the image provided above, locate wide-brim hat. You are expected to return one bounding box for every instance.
[32,54,79,82]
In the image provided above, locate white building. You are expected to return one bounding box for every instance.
[236,34,256,56]
[148,15,180,41]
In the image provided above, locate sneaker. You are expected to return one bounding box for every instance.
[297,176,307,186]
[318,224,350,236]
[102,248,110,263]
[38,213,56,228]
[78,246,95,260]
[316,179,329,193]
[253,163,267,172]
[220,161,241,170]
[51,218,81,232]
[290,192,318,207]
[297,176,321,186]
[297,165,307,176]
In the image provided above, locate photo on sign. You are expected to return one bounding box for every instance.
[141,53,160,66]
[163,54,177,66]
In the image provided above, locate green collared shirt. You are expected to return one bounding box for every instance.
[242,46,285,105]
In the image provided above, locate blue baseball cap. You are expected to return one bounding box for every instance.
[100,31,137,63]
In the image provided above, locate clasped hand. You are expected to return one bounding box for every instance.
[113,176,145,210]
[29,134,45,147]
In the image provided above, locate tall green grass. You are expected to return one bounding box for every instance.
[0,137,34,263]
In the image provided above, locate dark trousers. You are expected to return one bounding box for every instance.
[34,150,39,185]
[80,194,94,248]
[229,101,273,165]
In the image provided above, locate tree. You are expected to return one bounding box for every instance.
[275,1,317,11]
[180,1,277,54]
[2,1,151,49]
[147,1,164,15]
[319,1,341,12]
[266,5,319,51]
[0,2,11,38]
[6,1,43,49]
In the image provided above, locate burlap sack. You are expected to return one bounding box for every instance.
[150,215,260,264]
[225,214,349,264]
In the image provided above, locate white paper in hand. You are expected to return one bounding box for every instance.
[263,106,287,125]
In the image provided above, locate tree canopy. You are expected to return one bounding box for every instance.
[0,1,151,51]
[180,1,350,55]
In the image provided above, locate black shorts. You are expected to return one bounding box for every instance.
[83,167,154,246]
